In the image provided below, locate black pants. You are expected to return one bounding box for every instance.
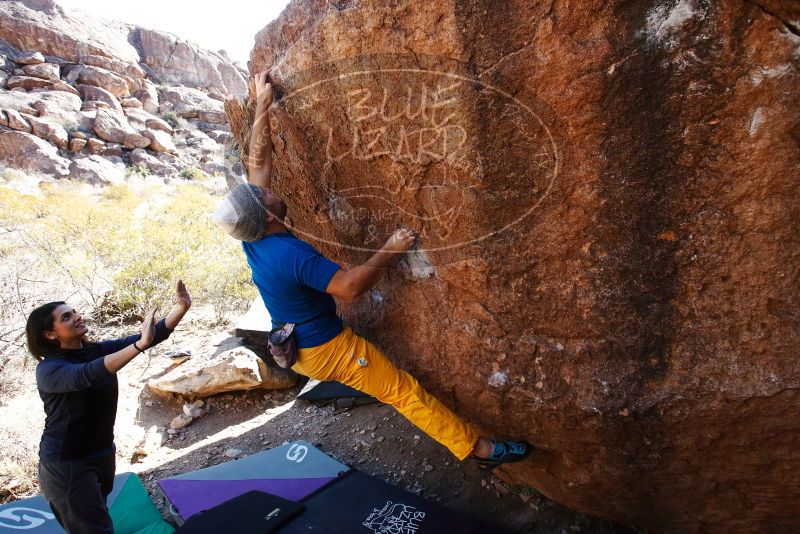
[38,454,115,534]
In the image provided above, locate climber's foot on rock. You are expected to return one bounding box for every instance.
[473,439,532,470]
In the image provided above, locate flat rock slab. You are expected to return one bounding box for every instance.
[148,343,296,397]
[68,154,126,185]
[0,129,69,176]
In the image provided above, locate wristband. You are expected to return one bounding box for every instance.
[133,341,145,353]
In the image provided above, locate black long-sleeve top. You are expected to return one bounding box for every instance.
[36,319,173,462]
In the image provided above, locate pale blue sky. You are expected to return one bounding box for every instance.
[57,0,290,66]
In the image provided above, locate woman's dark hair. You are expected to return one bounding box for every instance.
[26,301,66,361]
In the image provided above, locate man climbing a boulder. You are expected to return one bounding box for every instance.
[212,71,531,470]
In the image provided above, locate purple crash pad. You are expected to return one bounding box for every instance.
[158,441,349,524]
[159,477,335,520]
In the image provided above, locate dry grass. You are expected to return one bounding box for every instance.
[0,364,43,503]
[0,454,38,503]
[0,178,255,322]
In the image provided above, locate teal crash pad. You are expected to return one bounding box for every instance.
[0,472,173,534]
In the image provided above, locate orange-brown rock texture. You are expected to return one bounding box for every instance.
[227,1,800,531]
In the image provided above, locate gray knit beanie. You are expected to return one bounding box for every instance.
[212,183,268,242]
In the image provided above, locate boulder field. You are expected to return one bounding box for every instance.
[0,0,245,181]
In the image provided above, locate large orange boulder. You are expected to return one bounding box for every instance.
[227,1,800,531]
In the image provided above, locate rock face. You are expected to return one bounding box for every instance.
[77,84,123,113]
[26,114,67,148]
[132,28,247,95]
[157,86,225,118]
[4,109,32,132]
[0,0,140,64]
[133,81,159,114]
[141,129,176,154]
[22,62,59,80]
[32,90,82,121]
[75,65,130,98]
[68,155,125,185]
[123,107,172,134]
[148,342,297,397]
[0,0,245,97]
[92,108,145,145]
[229,1,800,532]
[0,0,246,183]
[129,148,176,176]
[7,75,51,91]
[0,130,69,176]
[15,51,44,65]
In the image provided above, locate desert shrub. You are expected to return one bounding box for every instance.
[0,350,42,503]
[179,167,210,181]
[161,111,180,129]
[126,164,151,178]
[63,121,79,135]
[0,181,255,323]
[0,439,38,503]
[2,168,27,181]
[105,184,254,321]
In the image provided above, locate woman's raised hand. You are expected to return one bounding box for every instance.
[139,309,157,349]
[175,279,192,311]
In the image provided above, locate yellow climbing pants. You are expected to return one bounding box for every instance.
[292,327,480,460]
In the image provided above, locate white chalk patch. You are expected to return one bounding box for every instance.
[761,64,793,79]
[776,21,800,53]
[749,107,766,136]
[646,0,701,45]
[749,64,793,85]
[488,371,508,388]
[405,248,436,279]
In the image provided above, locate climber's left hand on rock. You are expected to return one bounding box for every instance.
[254,71,273,107]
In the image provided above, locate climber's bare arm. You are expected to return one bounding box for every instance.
[326,228,416,300]
[246,71,273,189]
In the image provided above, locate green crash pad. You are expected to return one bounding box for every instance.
[0,472,173,534]
[109,473,174,534]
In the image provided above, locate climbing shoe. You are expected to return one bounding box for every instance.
[474,439,532,470]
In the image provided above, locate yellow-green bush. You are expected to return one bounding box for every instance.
[0,181,255,323]
[179,167,210,181]
[161,112,180,129]
[126,164,151,178]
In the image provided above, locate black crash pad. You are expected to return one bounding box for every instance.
[281,470,508,534]
[174,491,303,534]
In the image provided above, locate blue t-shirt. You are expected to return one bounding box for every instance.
[242,232,343,348]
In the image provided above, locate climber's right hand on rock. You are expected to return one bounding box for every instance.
[254,71,273,107]
[382,227,417,254]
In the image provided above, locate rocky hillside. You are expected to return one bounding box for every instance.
[227,0,800,532]
[0,0,244,183]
